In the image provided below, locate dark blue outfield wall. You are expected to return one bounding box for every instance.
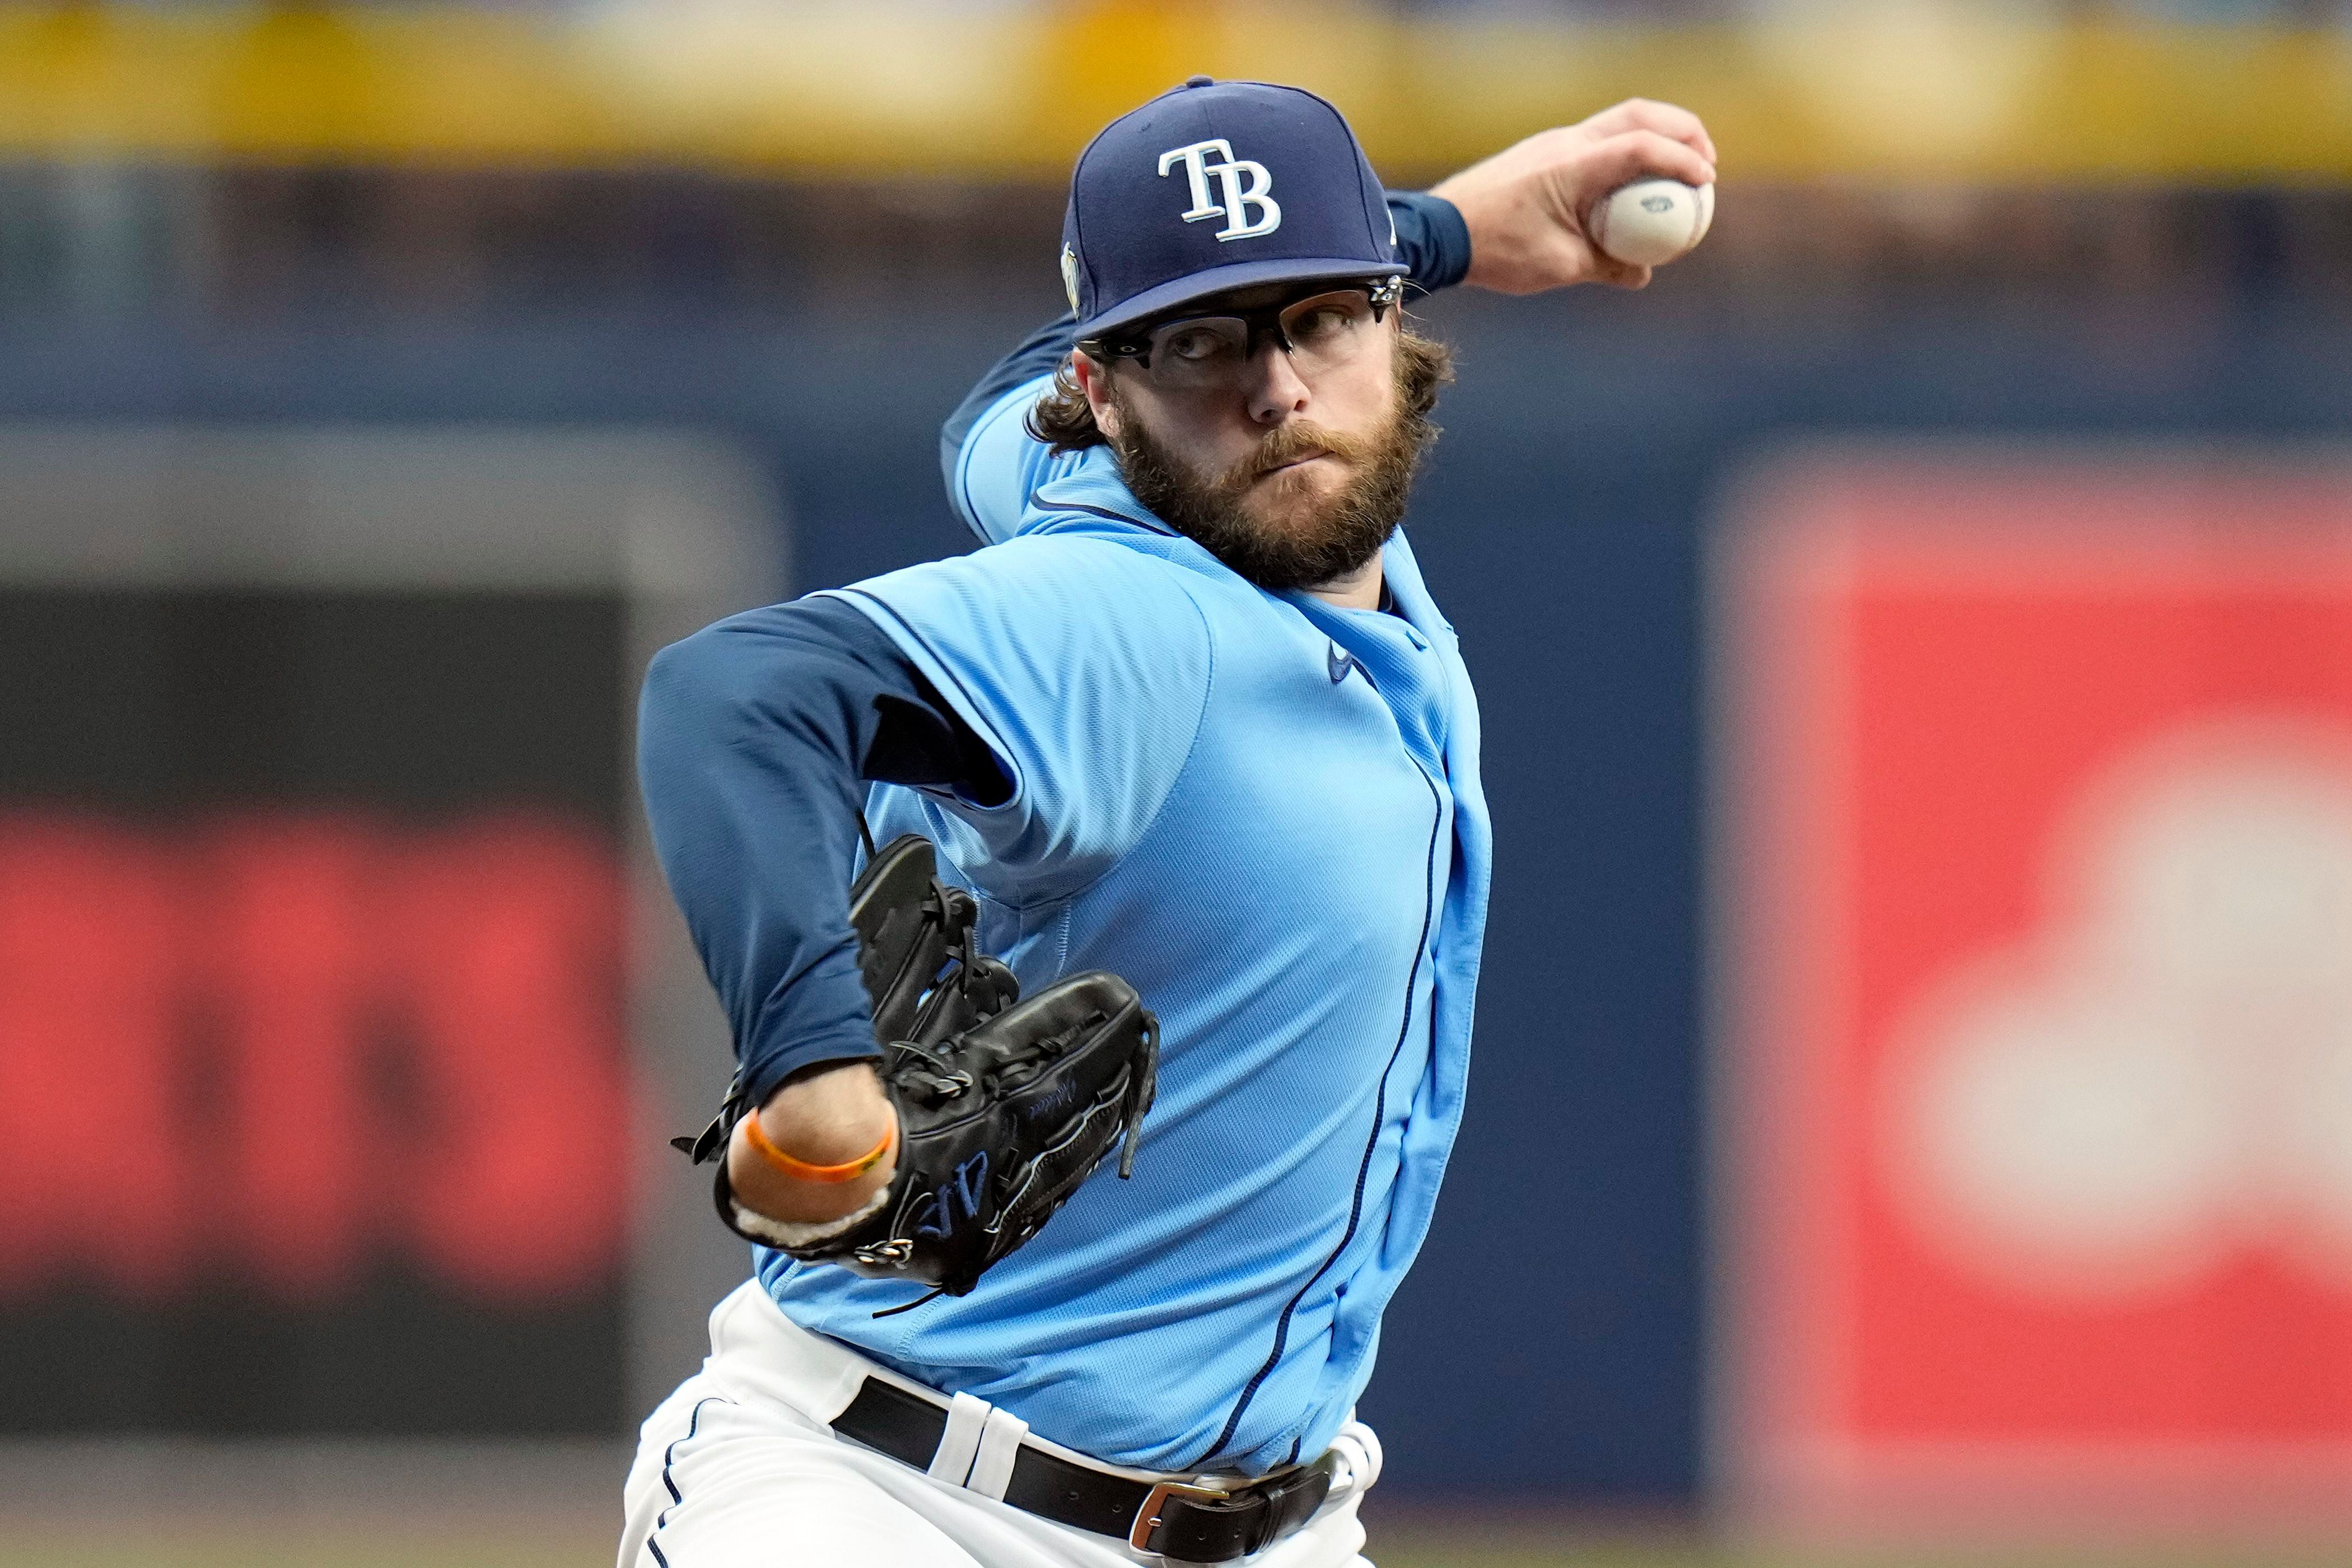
[7,287,2348,1502]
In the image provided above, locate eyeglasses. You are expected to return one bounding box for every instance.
[1080,277,1404,392]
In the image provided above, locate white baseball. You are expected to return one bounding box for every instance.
[1588,179,1715,268]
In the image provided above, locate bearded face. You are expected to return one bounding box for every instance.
[1103,339,1443,594]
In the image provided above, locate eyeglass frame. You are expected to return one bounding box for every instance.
[1076,275,1407,374]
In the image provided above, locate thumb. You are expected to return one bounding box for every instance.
[1588,254,1654,290]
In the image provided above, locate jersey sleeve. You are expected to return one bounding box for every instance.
[822,536,1214,907]
[939,311,1076,543]
[946,372,1093,547]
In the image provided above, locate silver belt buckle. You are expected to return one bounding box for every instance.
[1128,1477,1233,1552]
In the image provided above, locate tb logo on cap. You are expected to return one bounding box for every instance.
[1157,139,1282,241]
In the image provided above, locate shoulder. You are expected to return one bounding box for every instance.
[957,374,1047,463]
[822,538,1216,743]
[951,374,1087,545]
[836,534,1210,646]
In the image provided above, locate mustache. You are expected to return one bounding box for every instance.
[1211,422,1374,494]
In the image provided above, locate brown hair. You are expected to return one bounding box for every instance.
[1025,323,1455,456]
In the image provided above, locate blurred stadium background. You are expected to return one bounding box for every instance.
[2,1,2350,1565]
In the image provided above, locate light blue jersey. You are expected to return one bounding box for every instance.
[759,376,1491,1474]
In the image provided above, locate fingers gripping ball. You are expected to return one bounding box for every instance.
[1589,179,1714,268]
[675,834,1159,1306]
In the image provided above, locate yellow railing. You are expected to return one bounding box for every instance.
[0,2,2345,183]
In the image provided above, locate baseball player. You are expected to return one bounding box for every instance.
[629,80,1715,1568]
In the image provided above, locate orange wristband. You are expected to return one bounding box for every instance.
[740,1110,895,1185]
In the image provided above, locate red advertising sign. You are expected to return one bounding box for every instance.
[0,811,634,1305]
[1719,451,2352,1536]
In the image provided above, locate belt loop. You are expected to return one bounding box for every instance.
[928,1390,990,1485]
[964,1407,1030,1501]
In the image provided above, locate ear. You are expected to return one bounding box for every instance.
[1070,351,1123,442]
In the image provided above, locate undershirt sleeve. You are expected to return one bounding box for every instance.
[1387,188,1473,296]
[636,594,1007,1108]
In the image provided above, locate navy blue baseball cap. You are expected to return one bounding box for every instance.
[1061,77,1403,342]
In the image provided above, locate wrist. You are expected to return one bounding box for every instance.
[726,1060,900,1226]
[743,1107,895,1184]
[1386,189,1473,295]
[759,1060,895,1164]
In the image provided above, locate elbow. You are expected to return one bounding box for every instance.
[637,627,742,791]
[639,634,703,743]
[641,630,712,712]
[636,613,852,801]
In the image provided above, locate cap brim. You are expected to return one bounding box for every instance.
[1078,258,1406,341]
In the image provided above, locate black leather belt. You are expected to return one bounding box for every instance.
[831,1376,1335,1562]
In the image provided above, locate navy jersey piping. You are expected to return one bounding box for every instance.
[1196,757,1445,1468]
[644,1394,731,1567]
[1025,486,1177,536]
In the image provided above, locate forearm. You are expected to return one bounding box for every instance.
[640,606,883,1116]
[638,594,1004,1227]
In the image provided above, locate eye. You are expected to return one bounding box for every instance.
[1292,307,1351,341]
[1286,296,1370,348]
[1162,325,1235,363]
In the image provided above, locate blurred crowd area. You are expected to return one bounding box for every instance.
[45,0,2352,21]
[6,0,2346,189]
[3,167,2347,328]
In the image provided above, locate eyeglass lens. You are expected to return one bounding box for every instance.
[1141,291,1380,389]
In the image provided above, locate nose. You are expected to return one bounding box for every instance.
[1244,339,1312,426]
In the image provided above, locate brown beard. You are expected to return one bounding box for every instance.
[1105,357,1437,592]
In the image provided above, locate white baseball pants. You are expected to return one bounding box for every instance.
[619,1282,1379,1568]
